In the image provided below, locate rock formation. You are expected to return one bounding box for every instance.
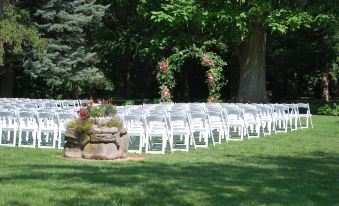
[64,125,129,160]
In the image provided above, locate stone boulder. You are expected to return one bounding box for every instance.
[64,126,129,160]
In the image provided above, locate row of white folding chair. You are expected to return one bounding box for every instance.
[249,103,312,132]
[123,114,169,154]
[124,111,216,153]
[0,102,78,111]
[0,111,77,148]
[126,106,260,151]
[126,103,311,138]
[1,106,78,113]
[270,104,300,132]
[1,99,84,109]
[125,113,192,154]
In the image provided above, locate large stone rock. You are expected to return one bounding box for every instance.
[116,132,129,158]
[64,126,129,160]
[64,142,82,158]
[82,143,119,160]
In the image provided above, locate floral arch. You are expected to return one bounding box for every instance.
[157,46,227,103]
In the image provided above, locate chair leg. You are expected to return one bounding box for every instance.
[18,129,22,147]
[162,135,167,154]
[185,134,189,152]
[12,129,16,147]
[138,135,144,154]
[52,130,57,148]
[240,126,243,141]
[210,131,215,147]
[0,129,2,145]
[145,136,150,153]
[33,130,37,148]
[306,116,309,128]
[37,130,41,148]
[169,134,173,153]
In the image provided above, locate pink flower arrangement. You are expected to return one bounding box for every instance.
[202,54,215,67]
[207,72,215,85]
[78,108,90,120]
[161,85,171,101]
[208,96,216,103]
[159,60,169,73]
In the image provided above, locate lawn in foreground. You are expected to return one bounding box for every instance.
[0,115,338,206]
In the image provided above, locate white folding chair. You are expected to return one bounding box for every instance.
[258,106,273,136]
[18,111,38,148]
[188,112,212,148]
[44,101,59,110]
[243,108,261,138]
[0,111,18,147]
[124,115,146,154]
[207,111,225,144]
[2,105,16,111]
[272,105,289,133]
[62,100,78,108]
[168,114,191,152]
[297,103,313,129]
[22,104,37,111]
[285,104,299,131]
[145,115,170,154]
[37,112,58,149]
[224,109,245,141]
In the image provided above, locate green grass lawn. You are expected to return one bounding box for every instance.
[0,115,338,206]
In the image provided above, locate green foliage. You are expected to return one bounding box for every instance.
[100,104,117,116]
[124,100,135,105]
[67,119,94,135]
[26,0,112,96]
[86,104,117,118]
[87,107,103,118]
[141,0,338,102]
[105,118,123,129]
[157,45,227,102]
[317,103,339,116]
[0,4,47,66]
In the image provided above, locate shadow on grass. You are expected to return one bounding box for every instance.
[2,151,339,206]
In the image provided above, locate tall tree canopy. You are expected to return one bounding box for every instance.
[28,0,111,98]
[141,0,338,102]
[0,1,46,97]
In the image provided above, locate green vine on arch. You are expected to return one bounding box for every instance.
[157,45,227,102]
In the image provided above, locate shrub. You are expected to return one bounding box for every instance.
[100,104,117,116]
[67,119,94,134]
[106,118,123,129]
[317,103,339,116]
[85,104,117,118]
[125,100,135,105]
[87,106,103,118]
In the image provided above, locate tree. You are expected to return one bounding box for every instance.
[28,0,111,99]
[0,1,46,97]
[95,0,155,99]
[142,0,338,102]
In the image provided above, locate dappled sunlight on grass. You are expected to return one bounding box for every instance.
[0,116,338,205]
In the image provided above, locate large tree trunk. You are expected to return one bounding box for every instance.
[0,63,15,97]
[0,46,15,98]
[321,68,330,102]
[72,82,79,99]
[236,22,268,103]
